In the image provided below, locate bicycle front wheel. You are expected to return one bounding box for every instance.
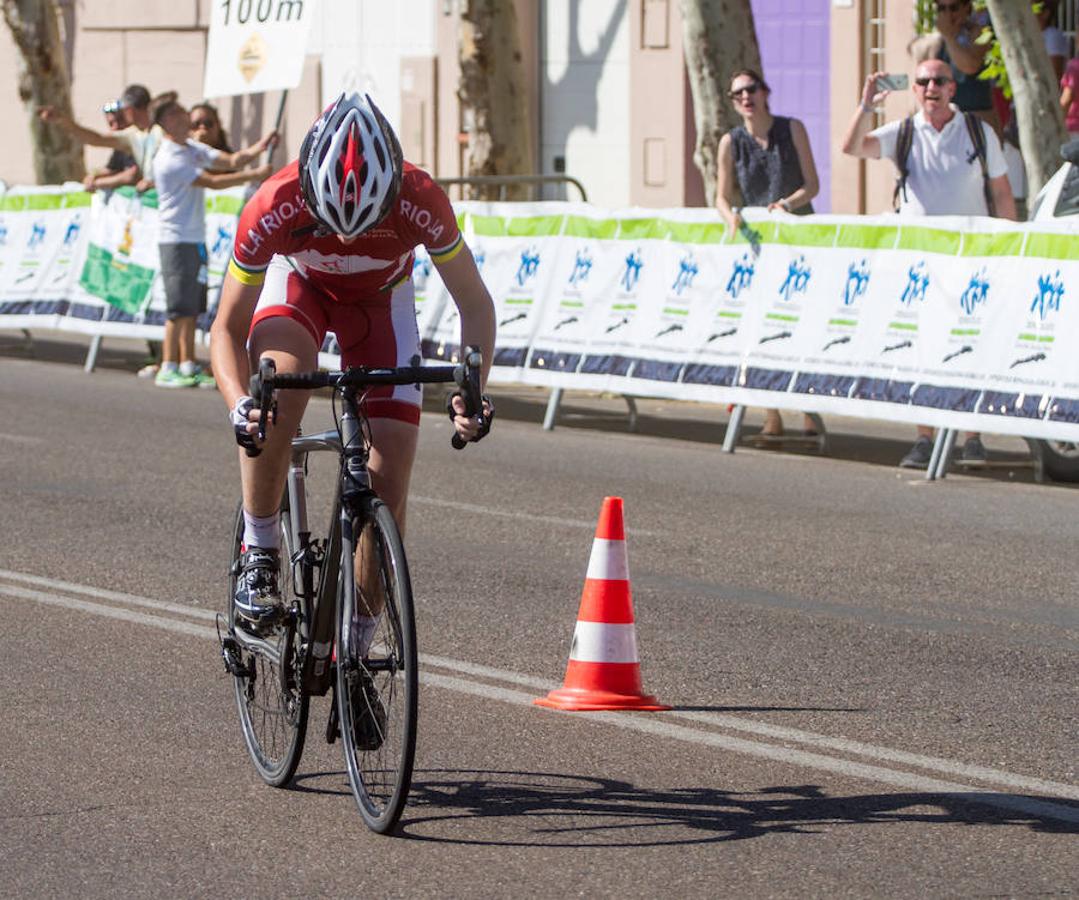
[335,496,418,833]
[227,500,309,787]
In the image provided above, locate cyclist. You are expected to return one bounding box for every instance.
[211,92,496,628]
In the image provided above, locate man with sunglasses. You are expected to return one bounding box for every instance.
[841,58,1015,469]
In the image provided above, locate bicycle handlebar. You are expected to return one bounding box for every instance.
[248,348,485,450]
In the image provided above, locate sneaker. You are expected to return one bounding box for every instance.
[960,435,988,464]
[899,436,933,469]
[155,368,197,389]
[136,362,159,379]
[192,370,217,390]
[350,669,387,752]
[233,546,283,624]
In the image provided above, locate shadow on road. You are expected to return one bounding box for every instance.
[393,769,1078,846]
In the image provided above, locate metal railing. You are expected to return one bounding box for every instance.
[435,174,588,203]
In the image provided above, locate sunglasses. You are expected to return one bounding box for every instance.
[728,83,761,99]
[190,119,216,129]
[914,75,953,87]
[935,1,968,11]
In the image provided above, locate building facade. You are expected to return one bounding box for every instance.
[1,1,1066,214]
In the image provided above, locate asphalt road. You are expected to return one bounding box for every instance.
[1,337,1076,898]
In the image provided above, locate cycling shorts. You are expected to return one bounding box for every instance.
[250,256,423,425]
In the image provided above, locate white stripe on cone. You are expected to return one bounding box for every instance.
[570,620,640,664]
[585,538,629,581]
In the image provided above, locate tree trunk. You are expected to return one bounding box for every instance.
[458,0,534,200]
[680,0,763,206]
[2,0,84,185]
[982,0,1067,201]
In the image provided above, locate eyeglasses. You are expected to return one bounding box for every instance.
[728,83,761,99]
[914,75,953,87]
[935,1,967,11]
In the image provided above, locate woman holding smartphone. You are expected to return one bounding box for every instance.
[716,68,821,440]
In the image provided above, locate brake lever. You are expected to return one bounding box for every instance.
[250,357,278,449]
[451,346,484,450]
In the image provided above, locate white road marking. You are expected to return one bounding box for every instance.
[0,432,45,445]
[2,570,1077,823]
[409,495,659,537]
[0,568,218,621]
[421,671,1079,825]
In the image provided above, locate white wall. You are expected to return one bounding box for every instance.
[313,0,436,130]
[542,0,630,206]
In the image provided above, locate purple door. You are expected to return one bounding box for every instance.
[751,0,831,212]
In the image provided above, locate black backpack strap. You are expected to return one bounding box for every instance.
[962,112,995,217]
[892,116,915,212]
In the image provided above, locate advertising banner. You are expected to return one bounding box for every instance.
[0,184,244,339]
[3,186,1079,443]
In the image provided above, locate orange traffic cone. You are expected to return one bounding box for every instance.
[535,497,669,712]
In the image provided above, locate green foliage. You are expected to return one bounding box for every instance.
[914,0,937,34]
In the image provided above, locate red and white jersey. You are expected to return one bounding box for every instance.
[227,159,462,302]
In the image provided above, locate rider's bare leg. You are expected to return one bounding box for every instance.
[354,417,419,618]
[240,316,318,518]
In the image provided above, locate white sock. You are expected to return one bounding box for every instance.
[243,510,280,550]
[159,361,178,374]
[179,360,199,376]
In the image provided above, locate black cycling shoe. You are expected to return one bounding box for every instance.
[350,669,387,752]
[233,546,284,625]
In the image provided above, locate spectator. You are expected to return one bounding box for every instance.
[1062,54,1079,135]
[82,100,138,193]
[39,84,167,180]
[715,68,822,440]
[1038,0,1069,82]
[147,100,276,389]
[934,0,1000,135]
[841,60,1016,469]
[188,102,233,153]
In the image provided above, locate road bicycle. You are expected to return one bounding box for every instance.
[219,349,483,833]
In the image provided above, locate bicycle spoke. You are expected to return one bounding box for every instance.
[336,500,417,833]
[226,502,309,787]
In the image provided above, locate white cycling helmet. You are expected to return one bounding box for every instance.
[299,92,403,237]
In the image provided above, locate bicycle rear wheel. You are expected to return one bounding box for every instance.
[226,501,309,787]
[335,496,418,833]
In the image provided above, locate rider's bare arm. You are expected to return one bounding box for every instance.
[434,242,496,437]
[435,243,496,389]
[211,269,264,412]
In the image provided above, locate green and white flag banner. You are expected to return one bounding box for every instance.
[3,187,1079,442]
[0,183,243,339]
[419,202,1079,442]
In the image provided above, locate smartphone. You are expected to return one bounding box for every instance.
[876,73,910,91]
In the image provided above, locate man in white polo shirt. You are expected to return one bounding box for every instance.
[841,57,1016,468]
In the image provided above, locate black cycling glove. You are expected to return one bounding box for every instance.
[229,395,261,456]
[446,391,495,442]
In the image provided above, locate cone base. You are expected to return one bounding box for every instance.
[534,687,670,712]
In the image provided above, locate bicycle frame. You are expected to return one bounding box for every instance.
[288,387,383,697]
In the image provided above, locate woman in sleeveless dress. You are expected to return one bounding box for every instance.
[716,68,821,439]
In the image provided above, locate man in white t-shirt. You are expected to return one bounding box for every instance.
[147,100,275,388]
[841,58,1016,469]
[39,84,165,179]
